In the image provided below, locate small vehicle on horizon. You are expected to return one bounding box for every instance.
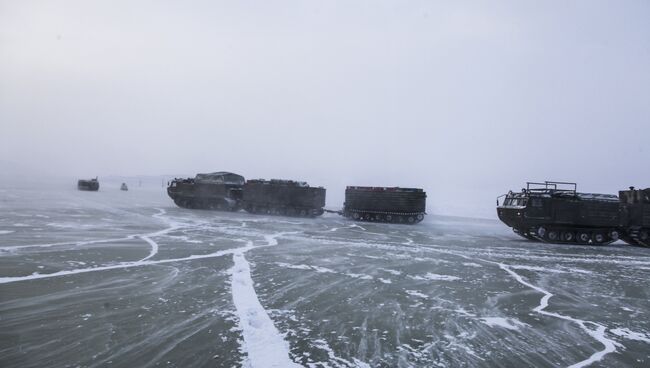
[77,178,99,191]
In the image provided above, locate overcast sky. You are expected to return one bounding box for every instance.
[1,0,648,217]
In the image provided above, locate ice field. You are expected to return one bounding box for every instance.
[1,184,649,368]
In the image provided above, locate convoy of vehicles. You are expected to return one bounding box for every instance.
[77,172,647,246]
[167,172,426,224]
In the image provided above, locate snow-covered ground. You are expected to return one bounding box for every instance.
[1,185,649,368]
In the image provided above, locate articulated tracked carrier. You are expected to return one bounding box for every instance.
[619,187,650,247]
[497,181,621,245]
[242,179,325,217]
[167,172,244,211]
[78,178,99,191]
[343,186,426,224]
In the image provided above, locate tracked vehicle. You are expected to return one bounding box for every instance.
[343,186,426,224]
[619,187,650,247]
[497,181,621,245]
[78,178,99,191]
[242,179,326,217]
[167,172,244,211]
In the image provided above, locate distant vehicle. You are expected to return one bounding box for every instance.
[497,181,649,247]
[120,183,128,191]
[343,186,427,224]
[167,172,245,211]
[242,179,326,217]
[77,178,99,191]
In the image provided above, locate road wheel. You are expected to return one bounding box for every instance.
[386,215,393,222]
[561,231,575,242]
[547,230,559,241]
[592,232,606,244]
[577,232,590,244]
[640,230,649,241]
[537,227,547,238]
[407,216,415,223]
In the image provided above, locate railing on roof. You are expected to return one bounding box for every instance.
[526,181,577,195]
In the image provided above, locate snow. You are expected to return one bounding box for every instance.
[276,262,312,271]
[230,249,301,368]
[498,263,622,368]
[139,235,159,261]
[610,328,650,344]
[409,273,460,281]
[480,317,528,331]
[2,188,649,367]
[405,290,428,299]
[462,262,482,267]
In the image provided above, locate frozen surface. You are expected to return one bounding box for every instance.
[1,185,650,368]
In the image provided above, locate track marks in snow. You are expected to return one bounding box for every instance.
[139,236,159,261]
[0,245,251,284]
[229,242,302,368]
[0,236,135,252]
[498,263,621,368]
[274,262,378,282]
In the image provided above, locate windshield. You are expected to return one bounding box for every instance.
[503,194,528,207]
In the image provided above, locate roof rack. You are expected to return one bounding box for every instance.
[526,181,577,195]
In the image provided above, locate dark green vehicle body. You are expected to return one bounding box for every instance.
[619,187,650,246]
[167,172,244,211]
[496,181,646,246]
[343,186,426,224]
[242,179,326,217]
[167,173,325,217]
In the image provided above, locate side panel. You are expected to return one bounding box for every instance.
[243,184,325,208]
[547,198,620,227]
[577,200,621,227]
[193,183,229,198]
[552,198,580,224]
[344,190,426,213]
[167,182,241,201]
[524,197,551,219]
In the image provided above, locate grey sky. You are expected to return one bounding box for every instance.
[1,0,649,217]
